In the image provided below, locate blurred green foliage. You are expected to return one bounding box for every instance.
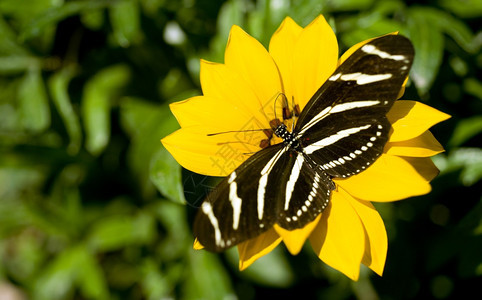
[0,0,480,299]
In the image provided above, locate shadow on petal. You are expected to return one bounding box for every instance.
[238,228,282,271]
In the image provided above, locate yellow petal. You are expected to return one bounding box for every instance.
[388,100,451,142]
[343,190,387,276]
[162,126,261,176]
[385,130,445,157]
[193,238,204,250]
[200,59,270,129]
[335,154,432,202]
[397,76,409,99]
[269,17,303,111]
[238,228,282,270]
[170,95,256,130]
[309,190,365,281]
[274,214,322,255]
[292,15,338,110]
[225,25,283,122]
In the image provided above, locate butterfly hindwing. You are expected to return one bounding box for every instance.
[275,151,334,230]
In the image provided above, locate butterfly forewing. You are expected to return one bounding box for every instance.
[295,35,414,177]
[296,35,414,129]
[194,35,414,251]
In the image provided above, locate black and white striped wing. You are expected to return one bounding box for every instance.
[193,35,415,252]
[295,35,414,178]
[194,146,334,251]
[275,151,334,230]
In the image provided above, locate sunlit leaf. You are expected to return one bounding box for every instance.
[34,246,81,300]
[435,148,482,186]
[82,64,130,156]
[48,66,82,155]
[87,213,155,252]
[439,0,482,19]
[324,0,375,12]
[34,245,108,300]
[406,9,444,95]
[76,248,110,300]
[226,246,294,287]
[0,15,29,55]
[411,6,478,54]
[464,78,482,100]
[206,0,245,62]
[18,66,50,132]
[449,116,482,147]
[19,0,114,41]
[139,258,171,299]
[80,8,105,30]
[0,56,41,75]
[109,0,141,47]
[150,148,185,204]
[120,97,180,198]
[183,250,234,300]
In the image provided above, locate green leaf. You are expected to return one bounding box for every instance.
[0,56,41,75]
[19,0,114,41]
[48,66,82,155]
[464,77,482,100]
[18,66,50,132]
[149,148,185,204]
[183,250,234,300]
[439,0,482,19]
[152,201,190,261]
[411,7,478,54]
[34,246,81,300]
[0,15,29,55]
[119,97,180,198]
[449,116,482,147]
[80,8,105,30]
[206,0,246,63]
[324,0,375,12]
[226,246,294,287]
[140,259,171,299]
[76,249,110,300]
[109,0,142,47]
[406,9,444,96]
[340,18,402,49]
[87,213,155,252]
[338,0,405,46]
[34,245,109,300]
[2,229,45,283]
[436,148,482,186]
[81,64,130,156]
[158,68,194,100]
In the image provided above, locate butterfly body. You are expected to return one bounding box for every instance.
[194,35,414,252]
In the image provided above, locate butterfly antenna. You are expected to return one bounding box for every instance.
[272,92,288,121]
[207,129,267,136]
[290,95,297,131]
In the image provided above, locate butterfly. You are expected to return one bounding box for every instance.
[194,35,414,251]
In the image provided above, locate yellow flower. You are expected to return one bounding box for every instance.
[162,15,450,280]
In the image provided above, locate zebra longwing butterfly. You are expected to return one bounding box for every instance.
[194,35,414,252]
